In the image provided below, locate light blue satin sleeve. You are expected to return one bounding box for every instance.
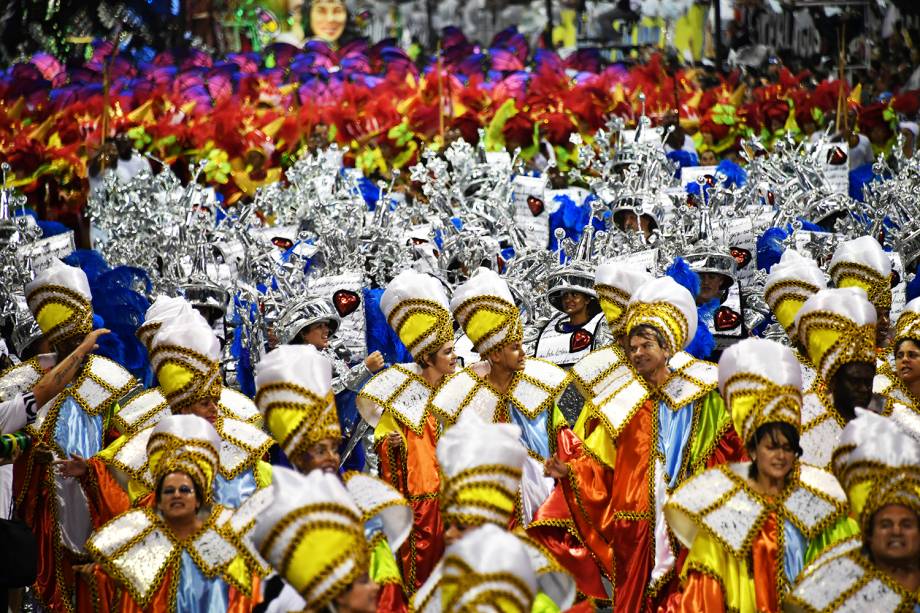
[509,406,551,460]
[364,515,385,541]
[214,469,258,509]
[54,396,105,458]
[784,519,807,584]
[657,399,694,489]
[176,550,230,613]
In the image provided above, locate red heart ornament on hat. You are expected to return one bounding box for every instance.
[714,306,741,331]
[570,329,593,353]
[527,196,545,217]
[729,246,752,268]
[332,290,361,317]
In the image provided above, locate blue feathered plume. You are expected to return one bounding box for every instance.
[665,257,715,360]
[363,288,412,364]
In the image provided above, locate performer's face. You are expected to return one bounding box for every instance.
[750,427,796,484]
[297,437,340,474]
[301,321,331,350]
[489,341,526,373]
[182,396,219,424]
[868,504,920,568]
[830,361,875,420]
[876,307,891,349]
[425,341,457,377]
[334,573,379,613]
[697,273,726,305]
[561,291,589,321]
[627,329,669,381]
[896,340,920,386]
[310,0,346,43]
[158,472,200,522]
[444,520,475,546]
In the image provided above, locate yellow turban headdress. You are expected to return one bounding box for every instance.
[25,258,93,346]
[250,467,368,610]
[625,276,697,354]
[451,268,523,356]
[148,304,222,411]
[437,412,527,528]
[833,410,920,533]
[137,295,193,352]
[718,338,802,445]
[829,235,892,310]
[381,269,454,362]
[894,296,920,348]
[254,344,339,459]
[594,262,653,336]
[795,287,876,383]
[763,249,827,340]
[146,414,221,503]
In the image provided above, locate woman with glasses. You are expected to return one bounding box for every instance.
[75,415,261,612]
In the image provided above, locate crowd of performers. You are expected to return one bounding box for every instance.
[4,21,920,613]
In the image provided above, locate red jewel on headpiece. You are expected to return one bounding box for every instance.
[332,289,361,317]
[714,306,741,331]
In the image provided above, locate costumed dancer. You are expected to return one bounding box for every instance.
[875,297,920,414]
[356,270,456,594]
[254,343,406,609]
[786,411,920,611]
[76,415,261,612]
[828,235,893,350]
[273,294,385,470]
[526,261,653,602]
[244,465,408,613]
[72,297,272,510]
[430,268,570,525]
[533,260,612,424]
[794,287,880,469]
[14,259,138,612]
[540,276,746,612]
[412,413,576,612]
[763,249,839,469]
[663,338,857,612]
[432,268,570,459]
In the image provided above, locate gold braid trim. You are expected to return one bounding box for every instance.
[764,278,822,337]
[625,301,690,355]
[26,283,94,345]
[797,311,877,382]
[595,284,631,333]
[255,381,339,458]
[388,298,455,360]
[454,295,523,356]
[830,261,893,309]
[441,557,535,611]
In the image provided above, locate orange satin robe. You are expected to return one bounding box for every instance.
[556,400,745,613]
[672,514,781,613]
[377,411,444,596]
[75,562,260,613]
[13,453,130,612]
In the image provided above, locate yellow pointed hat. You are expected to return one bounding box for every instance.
[437,412,527,528]
[763,250,827,339]
[894,296,920,347]
[254,344,339,459]
[381,269,454,361]
[24,258,94,346]
[718,338,802,445]
[450,268,523,356]
[833,410,920,533]
[829,235,892,310]
[148,305,222,411]
[146,414,221,502]
[795,287,876,383]
[594,262,653,336]
[250,467,367,610]
[625,276,697,354]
